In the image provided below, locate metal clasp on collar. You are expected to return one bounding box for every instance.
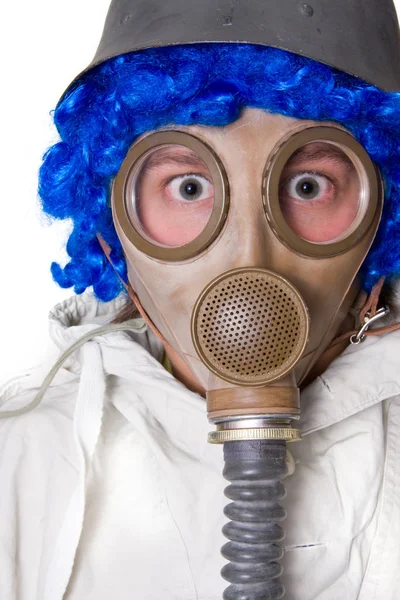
[350,306,390,345]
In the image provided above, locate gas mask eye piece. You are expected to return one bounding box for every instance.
[112,130,229,261]
[263,126,382,257]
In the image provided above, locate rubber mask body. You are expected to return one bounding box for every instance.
[112,109,382,404]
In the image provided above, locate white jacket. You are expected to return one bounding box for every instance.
[0,292,399,600]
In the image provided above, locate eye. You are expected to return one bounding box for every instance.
[283,172,332,202]
[167,174,213,202]
[274,139,367,245]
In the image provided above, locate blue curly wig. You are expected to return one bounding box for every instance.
[39,43,400,302]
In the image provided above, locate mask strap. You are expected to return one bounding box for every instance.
[96,234,173,352]
[359,276,385,322]
[328,276,400,349]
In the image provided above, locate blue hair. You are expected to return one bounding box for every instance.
[39,44,400,301]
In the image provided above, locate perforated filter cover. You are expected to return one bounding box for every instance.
[191,269,310,386]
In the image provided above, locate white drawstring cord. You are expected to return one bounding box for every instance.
[0,321,147,419]
[44,341,105,600]
[10,319,147,600]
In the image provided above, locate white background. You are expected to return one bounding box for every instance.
[0,0,111,383]
[1,1,400,383]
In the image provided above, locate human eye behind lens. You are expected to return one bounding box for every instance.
[133,144,216,246]
[163,173,214,204]
[139,147,215,208]
[277,141,360,243]
[280,171,335,206]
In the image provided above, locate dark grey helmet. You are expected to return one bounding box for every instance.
[68,0,400,93]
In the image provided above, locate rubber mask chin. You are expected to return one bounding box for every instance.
[111,110,383,423]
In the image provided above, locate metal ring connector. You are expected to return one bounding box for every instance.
[350,305,390,345]
[208,427,302,444]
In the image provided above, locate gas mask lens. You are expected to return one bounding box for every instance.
[113,131,229,261]
[130,144,214,247]
[264,126,381,257]
[279,141,362,243]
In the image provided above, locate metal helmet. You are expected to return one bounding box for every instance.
[68,0,400,93]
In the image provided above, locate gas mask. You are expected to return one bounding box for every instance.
[111,109,383,598]
[60,0,400,597]
[112,110,382,414]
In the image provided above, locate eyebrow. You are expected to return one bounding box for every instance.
[286,142,354,169]
[142,147,207,171]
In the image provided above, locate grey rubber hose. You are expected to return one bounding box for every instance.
[221,440,288,600]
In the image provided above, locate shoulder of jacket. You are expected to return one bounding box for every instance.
[0,367,79,435]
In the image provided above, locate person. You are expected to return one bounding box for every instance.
[2,1,400,598]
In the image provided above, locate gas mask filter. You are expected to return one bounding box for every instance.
[112,112,383,598]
